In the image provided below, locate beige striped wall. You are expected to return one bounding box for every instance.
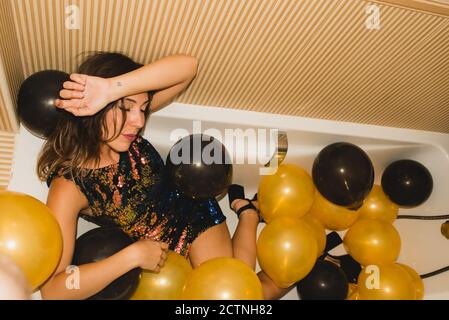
[377,0,449,16]
[1,0,449,138]
[0,131,15,190]
[1,0,448,134]
[0,0,447,189]
[0,0,21,133]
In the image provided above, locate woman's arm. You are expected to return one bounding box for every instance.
[56,54,198,116]
[40,177,167,300]
[40,177,135,299]
[108,54,199,111]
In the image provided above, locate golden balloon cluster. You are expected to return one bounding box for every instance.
[129,252,267,300]
[256,164,424,300]
[0,159,425,300]
[131,254,263,300]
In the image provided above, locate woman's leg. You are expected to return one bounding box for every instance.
[188,199,259,269]
[230,199,259,270]
[257,270,296,300]
[231,199,296,299]
[188,222,233,268]
[188,199,295,300]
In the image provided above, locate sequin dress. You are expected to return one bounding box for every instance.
[47,136,227,258]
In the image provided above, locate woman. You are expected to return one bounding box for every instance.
[38,52,293,300]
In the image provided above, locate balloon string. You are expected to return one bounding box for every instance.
[327,252,449,279]
[420,266,449,279]
[397,214,449,220]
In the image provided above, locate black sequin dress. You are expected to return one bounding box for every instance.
[47,136,227,258]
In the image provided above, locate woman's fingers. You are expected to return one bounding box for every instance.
[157,246,168,269]
[160,251,168,261]
[70,73,86,85]
[63,80,85,91]
[59,89,84,99]
[55,98,82,109]
[160,242,169,251]
[56,100,95,116]
[55,99,92,117]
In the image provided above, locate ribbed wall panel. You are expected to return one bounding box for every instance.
[0,0,21,132]
[375,0,449,16]
[0,131,15,190]
[1,0,448,133]
[0,89,8,131]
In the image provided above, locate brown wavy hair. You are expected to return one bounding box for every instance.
[37,52,153,184]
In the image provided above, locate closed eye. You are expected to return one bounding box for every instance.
[118,106,149,112]
[141,102,151,113]
[119,100,150,113]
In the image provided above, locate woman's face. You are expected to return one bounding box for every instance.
[103,92,150,152]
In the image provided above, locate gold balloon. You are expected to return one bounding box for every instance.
[357,264,416,300]
[347,283,357,296]
[309,191,360,231]
[0,191,63,290]
[301,214,326,257]
[258,164,316,223]
[346,283,359,300]
[397,263,425,300]
[358,185,398,223]
[182,257,263,300]
[343,219,401,266]
[131,251,192,300]
[257,217,318,288]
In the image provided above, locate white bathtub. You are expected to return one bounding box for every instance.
[8,103,449,300]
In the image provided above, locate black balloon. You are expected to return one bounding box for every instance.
[17,70,70,139]
[72,227,141,300]
[381,159,433,207]
[166,134,233,199]
[312,142,374,209]
[296,260,349,300]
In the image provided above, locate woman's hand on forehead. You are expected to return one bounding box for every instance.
[55,73,113,116]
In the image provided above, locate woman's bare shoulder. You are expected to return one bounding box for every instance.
[47,176,90,211]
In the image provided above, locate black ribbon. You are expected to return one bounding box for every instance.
[320,232,362,283]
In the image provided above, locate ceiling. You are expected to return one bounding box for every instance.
[0,0,448,133]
